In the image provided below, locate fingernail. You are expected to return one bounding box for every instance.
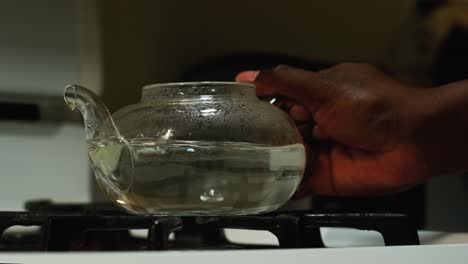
[235,70,260,82]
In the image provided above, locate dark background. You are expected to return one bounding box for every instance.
[2,0,468,230]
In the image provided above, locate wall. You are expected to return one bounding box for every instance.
[0,0,94,209]
[98,0,410,110]
[0,0,81,96]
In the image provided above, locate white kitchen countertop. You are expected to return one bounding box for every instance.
[1,244,468,264]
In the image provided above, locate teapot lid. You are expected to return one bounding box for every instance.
[141,81,255,101]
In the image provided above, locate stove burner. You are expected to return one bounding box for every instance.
[0,200,419,251]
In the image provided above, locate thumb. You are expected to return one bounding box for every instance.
[255,65,333,113]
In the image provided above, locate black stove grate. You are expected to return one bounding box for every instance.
[0,200,419,251]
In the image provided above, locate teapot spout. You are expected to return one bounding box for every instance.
[64,84,121,141]
[64,84,133,197]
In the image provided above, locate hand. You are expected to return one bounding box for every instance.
[236,64,430,196]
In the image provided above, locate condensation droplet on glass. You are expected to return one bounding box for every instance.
[200,188,224,202]
[154,145,166,154]
[186,147,195,153]
[161,128,173,140]
[116,199,126,205]
[85,120,97,129]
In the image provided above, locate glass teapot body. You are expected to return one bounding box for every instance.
[65,82,305,215]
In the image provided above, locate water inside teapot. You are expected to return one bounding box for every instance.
[88,138,305,215]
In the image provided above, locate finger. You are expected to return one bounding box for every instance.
[262,96,299,115]
[295,151,336,197]
[273,98,294,111]
[297,123,314,142]
[235,70,259,83]
[312,125,329,139]
[289,105,310,123]
[255,65,333,112]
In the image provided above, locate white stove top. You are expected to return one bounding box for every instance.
[2,244,468,264]
[2,228,468,264]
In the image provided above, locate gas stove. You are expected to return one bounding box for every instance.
[1,200,468,264]
[0,200,419,251]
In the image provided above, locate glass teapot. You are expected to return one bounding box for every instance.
[64,82,305,215]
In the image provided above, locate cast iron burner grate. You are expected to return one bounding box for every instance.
[0,200,419,251]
